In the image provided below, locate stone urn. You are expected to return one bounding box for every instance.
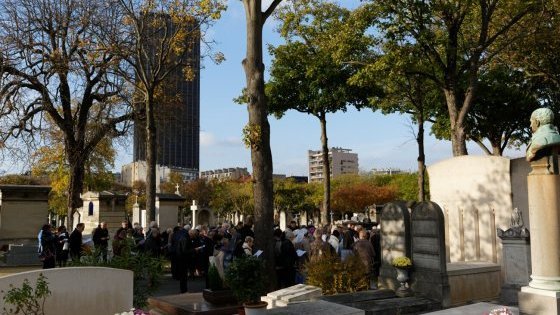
[395,267,413,297]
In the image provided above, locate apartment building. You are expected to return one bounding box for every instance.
[308,147,359,183]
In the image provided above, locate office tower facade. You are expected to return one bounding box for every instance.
[133,19,200,180]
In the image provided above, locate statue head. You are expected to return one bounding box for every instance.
[530,108,555,133]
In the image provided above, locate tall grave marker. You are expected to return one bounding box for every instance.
[379,201,411,290]
[410,201,450,307]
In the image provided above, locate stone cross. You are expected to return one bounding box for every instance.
[175,183,180,195]
[190,200,198,227]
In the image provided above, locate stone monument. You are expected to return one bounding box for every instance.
[410,201,450,307]
[519,107,560,314]
[379,201,411,291]
[497,208,530,305]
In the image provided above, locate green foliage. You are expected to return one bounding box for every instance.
[224,256,266,304]
[305,251,368,295]
[208,265,223,291]
[2,273,51,315]
[274,178,315,214]
[73,240,164,308]
[386,173,429,201]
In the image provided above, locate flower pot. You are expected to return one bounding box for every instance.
[243,301,268,315]
[395,267,413,297]
[202,289,237,305]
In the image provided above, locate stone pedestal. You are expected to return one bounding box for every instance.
[497,227,531,305]
[518,153,560,314]
[526,171,560,290]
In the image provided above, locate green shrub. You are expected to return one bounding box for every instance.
[2,273,51,315]
[208,264,223,291]
[224,256,266,304]
[305,251,368,295]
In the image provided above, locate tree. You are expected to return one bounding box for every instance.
[352,40,442,202]
[32,135,116,217]
[331,182,396,214]
[0,0,133,227]
[267,0,371,223]
[371,0,539,156]
[273,178,313,218]
[109,0,225,223]
[465,65,540,155]
[241,0,282,287]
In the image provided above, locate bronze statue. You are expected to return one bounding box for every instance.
[526,108,560,162]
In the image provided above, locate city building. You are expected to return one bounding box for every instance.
[200,167,250,181]
[133,15,200,180]
[371,168,409,175]
[308,147,359,183]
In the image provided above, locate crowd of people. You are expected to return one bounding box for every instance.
[38,217,381,293]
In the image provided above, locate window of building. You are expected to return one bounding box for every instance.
[88,202,94,216]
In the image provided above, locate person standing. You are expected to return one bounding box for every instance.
[93,222,109,262]
[40,224,56,269]
[69,223,85,262]
[353,230,376,288]
[55,226,69,267]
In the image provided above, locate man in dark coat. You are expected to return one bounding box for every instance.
[92,222,109,262]
[69,223,84,262]
[177,229,203,293]
[353,230,376,287]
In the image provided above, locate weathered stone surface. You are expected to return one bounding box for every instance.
[0,185,50,244]
[319,290,396,304]
[264,300,364,315]
[424,302,519,315]
[4,245,41,266]
[379,202,411,291]
[148,292,240,315]
[519,286,560,315]
[447,262,501,306]
[410,202,450,307]
[263,284,322,309]
[499,238,531,305]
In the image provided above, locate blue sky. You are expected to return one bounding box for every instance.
[111,0,526,176]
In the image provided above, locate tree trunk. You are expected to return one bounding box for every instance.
[443,88,468,156]
[319,113,330,224]
[66,153,85,229]
[145,93,157,223]
[416,111,426,202]
[242,0,276,289]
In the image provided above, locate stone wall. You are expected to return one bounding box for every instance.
[0,267,133,314]
[428,156,513,264]
[0,185,50,244]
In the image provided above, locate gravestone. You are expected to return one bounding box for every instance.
[497,208,530,305]
[410,202,450,307]
[379,201,411,291]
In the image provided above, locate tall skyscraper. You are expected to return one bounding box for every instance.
[133,20,200,181]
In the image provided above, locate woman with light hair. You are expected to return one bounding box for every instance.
[242,236,254,256]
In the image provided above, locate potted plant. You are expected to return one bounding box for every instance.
[224,255,268,315]
[391,256,413,297]
[202,264,237,305]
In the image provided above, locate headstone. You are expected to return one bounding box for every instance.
[497,208,531,305]
[379,201,411,291]
[156,193,186,230]
[410,201,450,307]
